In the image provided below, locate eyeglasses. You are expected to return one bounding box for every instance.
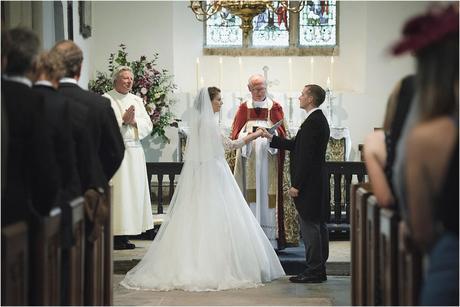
[250,87,266,93]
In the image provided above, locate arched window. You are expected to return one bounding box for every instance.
[203,0,338,56]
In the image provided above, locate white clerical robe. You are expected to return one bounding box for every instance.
[103,90,154,235]
[234,98,279,249]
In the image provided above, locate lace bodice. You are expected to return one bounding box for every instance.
[222,133,245,150]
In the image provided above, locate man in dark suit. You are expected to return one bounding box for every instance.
[1,28,60,226]
[261,84,330,283]
[51,40,124,189]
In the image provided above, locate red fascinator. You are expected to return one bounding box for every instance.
[391,4,459,56]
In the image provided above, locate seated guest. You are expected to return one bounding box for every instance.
[364,75,415,208]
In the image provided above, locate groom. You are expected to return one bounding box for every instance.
[261,84,330,283]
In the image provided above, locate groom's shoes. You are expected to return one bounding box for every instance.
[289,272,326,283]
[114,236,136,250]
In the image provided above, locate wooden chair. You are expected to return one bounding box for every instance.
[1,221,28,306]
[379,208,399,305]
[366,195,381,305]
[65,197,85,305]
[350,183,372,306]
[397,221,423,305]
[30,208,62,305]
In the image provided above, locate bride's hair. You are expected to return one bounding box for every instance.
[208,86,221,101]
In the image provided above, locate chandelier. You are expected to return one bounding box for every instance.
[190,1,306,42]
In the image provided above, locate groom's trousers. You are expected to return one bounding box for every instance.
[299,218,329,275]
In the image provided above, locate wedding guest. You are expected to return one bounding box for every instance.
[103,66,154,250]
[1,27,60,225]
[52,40,125,190]
[392,4,458,305]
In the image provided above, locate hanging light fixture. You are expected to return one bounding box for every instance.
[190,1,306,43]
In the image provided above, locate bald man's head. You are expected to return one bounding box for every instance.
[51,40,83,78]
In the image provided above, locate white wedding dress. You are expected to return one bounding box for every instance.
[120,88,285,292]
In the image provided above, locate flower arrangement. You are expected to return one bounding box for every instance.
[88,44,180,143]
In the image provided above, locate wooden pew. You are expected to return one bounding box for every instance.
[30,208,62,305]
[83,188,108,306]
[66,197,85,305]
[350,183,372,306]
[366,195,381,305]
[103,186,113,306]
[379,208,399,305]
[1,221,28,306]
[397,221,422,305]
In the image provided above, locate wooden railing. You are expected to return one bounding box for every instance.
[350,183,423,306]
[324,161,367,232]
[147,161,367,234]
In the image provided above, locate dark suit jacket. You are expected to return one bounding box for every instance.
[2,80,60,225]
[58,82,124,188]
[270,109,330,221]
[33,84,83,200]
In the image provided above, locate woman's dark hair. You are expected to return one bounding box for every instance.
[208,86,221,101]
[416,33,458,121]
[305,84,326,107]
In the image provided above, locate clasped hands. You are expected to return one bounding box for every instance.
[248,127,300,198]
[122,105,136,126]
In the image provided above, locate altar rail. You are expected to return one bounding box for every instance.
[147,161,367,234]
[323,161,367,234]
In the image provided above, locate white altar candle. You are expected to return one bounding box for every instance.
[310,57,314,83]
[238,57,243,93]
[326,76,331,89]
[288,58,293,94]
[196,57,200,92]
[200,77,204,88]
[329,56,334,90]
[218,57,223,88]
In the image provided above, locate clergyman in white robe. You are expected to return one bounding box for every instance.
[103,89,154,236]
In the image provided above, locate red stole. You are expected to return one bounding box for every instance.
[230,101,286,140]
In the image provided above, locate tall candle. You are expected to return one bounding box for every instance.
[310,57,314,83]
[200,77,204,88]
[288,58,293,93]
[218,57,223,89]
[238,57,243,93]
[196,57,200,92]
[329,56,334,91]
[326,76,331,89]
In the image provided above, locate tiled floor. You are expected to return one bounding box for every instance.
[113,240,351,305]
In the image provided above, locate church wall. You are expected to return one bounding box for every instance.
[90,1,430,162]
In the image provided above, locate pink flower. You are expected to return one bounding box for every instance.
[141,87,148,95]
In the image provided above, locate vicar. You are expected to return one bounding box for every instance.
[103,66,154,250]
[230,74,286,249]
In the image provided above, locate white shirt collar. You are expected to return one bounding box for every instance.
[59,77,78,84]
[3,75,32,87]
[305,107,320,120]
[34,80,54,88]
[252,97,267,108]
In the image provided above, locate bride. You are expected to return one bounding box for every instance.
[120,87,285,291]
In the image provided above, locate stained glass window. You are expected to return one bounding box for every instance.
[252,2,289,47]
[299,0,337,46]
[203,0,337,52]
[205,8,242,47]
